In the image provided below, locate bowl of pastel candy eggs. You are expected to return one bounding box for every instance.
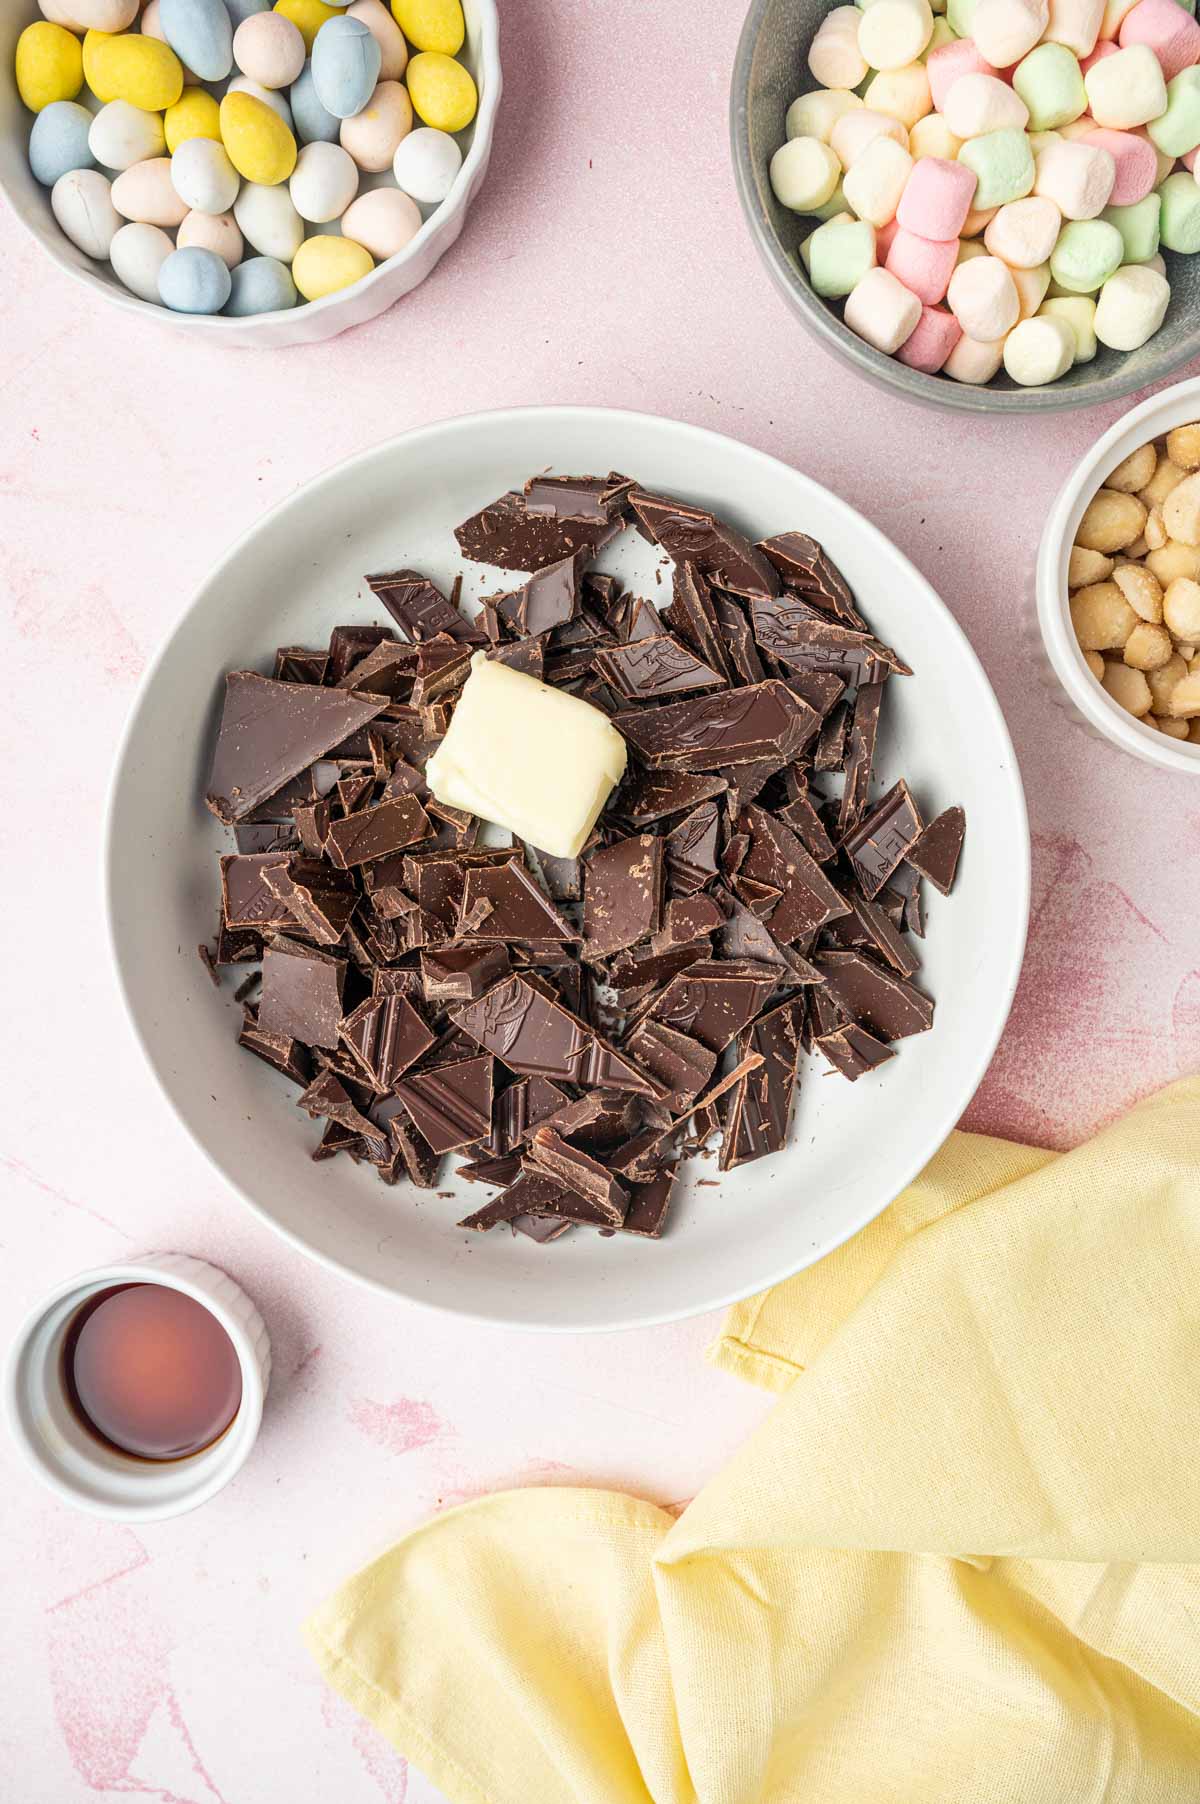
[1,0,499,346]
[733,0,1200,408]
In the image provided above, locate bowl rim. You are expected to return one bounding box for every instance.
[102,403,1031,1333]
[729,0,1200,416]
[0,0,500,337]
[1036,371,1200,773]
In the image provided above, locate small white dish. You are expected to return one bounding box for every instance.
[5,1252,270,1521]
[104,406,1030,1333]
[1037,373,1200,775]
[0,0,500,349]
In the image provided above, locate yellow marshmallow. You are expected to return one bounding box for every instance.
[390,0,465,55]
[293,233,374,298]
[15,22,83,114]
[82,31,183,111]
[165,87,222,153]
[405,50,476,131]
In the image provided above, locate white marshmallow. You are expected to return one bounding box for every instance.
[909,114,963,159]
[787,88,863,144]
[843,134,914,225]
[1035,138,1116,217]
[1039,293,1098,359]
[1043,0,1104,55]
[770,136,843,212]
[1093,262,1171,348]
[942,72,1032,139]
[970,0,1050,67]
[843,265,924,350]
[943,332,1007,381]
[1099,0,1139,37]
[1012,260,1052,316]
[1002,312,1077,381]
[947,253,1021,336]
[808,7,869,90]
[1084,45,1168,130]
[831,108,909,167]
[858,0,934,71]
[863,63,933,129]
[984,194,1063,264]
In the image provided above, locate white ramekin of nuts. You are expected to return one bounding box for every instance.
[1038,376,1200,775]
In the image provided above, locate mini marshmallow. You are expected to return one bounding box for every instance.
[770,136,842,212]
[1004,312,1078,381]
[1081,126,1157,201]
[1118,0,1200,82]
[886,223,960,298]
[1144,251,1167,275]
[909,114,963,158]
[984,193,1063,262]
[1012,43,1088,130]
[942,71,1030,138]
[1039,292,1099,357]
[1158,167,1200,249]
[831,108,909,167]
[1012,259,1053,313]
[875,215,903,258]
[970,0,1050,67]
[956,234,990,259]
[1084,44,1168,129]
[807,216,878,295]
[947,252,1021,335]
[1093,260,1171,345]
[808,6,869,90]
[858,0,935,71]
[787,88,863,144]
[1140,128,1177,184]
[843,135,914,224]
[1146,67,1200,157]
[926,37,997,111]
[1034,137,1116,216]
[947,0,982,35]
[1080,41,1119,74]
[810,182,851,221]
[897,153,978,236]
[801,211,854,270]
[957,126,1037,207]
[943,330,1006,380]
[1049,215,1125,287]
[962,203,999,233]
[1044,0,1104,55]
[843,264,924,350]
[1102,190,1161,260]
[1099,0,1140,37]
[863,63,934,129]
[896,302,964,368]
[924,17,957,54]
[1058,114,1101,139]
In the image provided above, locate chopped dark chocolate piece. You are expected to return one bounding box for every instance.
[829,892,918,979]
[623,1019,716,1112]
[467,1168,613,1229]
[234,822,299,854]
[420,943,511,1003]
[457,1154,524,1190]
[654,894,725,948]
[596,633,726,701]
[778,782,837,863]
[535,1089,639,1148]
[325,795,431,869]
[274,646,330,685]
[341,993,436,1089]
[206,673,390,825]
[261,857,357,946]
[486,1075,571,1155]
[522,844,583,903]
[220,852,295,932]
[455,490,618,571]
[886,862,926,940]
[582,834,664,961]
[311,1120,367,1163]
[751,594,909,684]
[513,550,586,637]
[712,591,766,685]
[613,681,818,772]
[451,974,658,1095]
[607,941,706,1002]
[628,490,780,602]
[458,861,578,942]
[838,683,884,832]
[842,779,924,900]
[528,1128,628,1224]
[817,1022,896,1081]
[619,1165,678,1238]
[335,639,417,697]
[293,800,333,857]
[366,569,484,644]
[739,805,850,942]
[410,635,473,705]
[298,1070,389,1160]
[327,625,395,684]
[259,936,347,1049]
[814,702,851,775]
[714,895,822,982]
[373,1099,442,1187]
[664,801,721,896]
[786,670,847,720]
[394,1054,495,1154]
[488,637,546,679]
[617,768,727,826]
[813,950,934,1041]
[906,806,965,896]
[514,1212,575,1243]
[523,471,634,523]
[719,997,804,1171]
[216,920,262,965]
[641,959,778,1053]
[722,756,789,809]
[757,532,867,629]
[197,942,220,987]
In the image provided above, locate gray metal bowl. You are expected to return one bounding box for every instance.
[731,0,1200,413]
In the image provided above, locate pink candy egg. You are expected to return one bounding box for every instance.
[340,186,422,258]
[347,0,409,82]
[111,157,189,228]
[232,13,306,90]
[339,79,413,172]
[177,208,245,269]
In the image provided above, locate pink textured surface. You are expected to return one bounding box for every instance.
[3,2,1200,1799]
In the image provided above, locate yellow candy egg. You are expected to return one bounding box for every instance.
[165,86,222,153]
[390,0,464,56]
[405,51,475,132]
[292,232,374,299]
[82,31,183,112]
[219,90,298,185]
[15,22,84,113]
[273,0,338,52]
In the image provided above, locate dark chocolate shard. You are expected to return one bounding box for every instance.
[596,633,726,701]
[817,1022,896,1081]
[535,1090,639,1149]
[335,639,417,697]
[237,1006,312,1086]
[372,1098,442,1187]
[813,950,934,1041]
[341,993,436,1090]
[325,795,432,869]
[206,673,390,825]
[750,594,909,685]
[619,1166,678,1238]
[628,490,780,602]
[298,1070,389,1160]
[234,822,299,854]
[259,936,347,1050]
[653,894,725,948]
[842,780,924,900]
[617,768,727,826]
[613,681,818,772]
[838,683,884,832]
[662,563,734,682]
[714,895,822,983]
[785,670,846,720]
[393,1054,495,1154]
[623,1019,716,1112]
[719,997,804,1171]
[514,551,586,636]
[523,471,634,523]
[522,844,583,903]
[274,646,329,685]
[828,892,918,979]
[582,834,664,961]
[906,806,965,896]
[451,974,658,1096]
[777,782,837,864]
[815,702,851,775]
[757,532,867,629]
[420,943,511,1003]
[642,959,779,1053]
[365,569,484,644]
[739,805,850,941]
[261,857,357,947]
[487,1075,571,1155]
[886,863,926,941]
[465,1168,613,1229]
[663,801,721,896]
[712,592,766,685]
[458,862,578,943]
[607,942,706,1002]
[220,852,295,932]
[455,490,618,571]
[528,1128,628,1224]
[327,625,395,684]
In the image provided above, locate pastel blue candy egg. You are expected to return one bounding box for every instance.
[225,254,298,314]
[29,101,95,188]
[222,0,272,25]
[310,15,381,120]
[158,245,232,314]
[290,59,340,143]
[159,0,234,82]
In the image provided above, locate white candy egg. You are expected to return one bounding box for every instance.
[88,99,166,173]
[51,167,121,257]
[288,139,358,222]
[392,125,461,205]
[234,179,305,258]
[171,137,240,214]
[62,1,139,28]
[109,219,173,299]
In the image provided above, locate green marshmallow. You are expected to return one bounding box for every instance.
[1012,44,1087,132]
[810,181,849,222]
[806,218,877,298]
[1147,68,1200,158]
[1049,219,1125,293]
[1159,170,1200,252]
[1103,194,1162,264]
[946,0,978,38]
[957,129,1036,210]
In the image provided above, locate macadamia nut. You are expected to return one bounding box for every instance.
[1106,442,1157,492]
[1163,575,1200,639]
[1123,621,1174,669]
[1163,472,1200,545]
[1112,561,1163,620]
[1101,659,1152,714]
[1070,580,1137,647]
[1069,544,1115,587]
[1075,487,1148,550]
[1165,423,1200,471]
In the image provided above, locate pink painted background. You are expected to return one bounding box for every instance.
[3,1,1200,1798]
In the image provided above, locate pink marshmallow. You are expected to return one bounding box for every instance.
[875,215,902,258]
[1118,0,1200,81]
[897,305,964,372]
[1184,144,1199,168]
[885,227,960,303]
[927,39,1000,111]
[896,157,979,241]
[1081,126,1158,201]
[1080,38,1119,72]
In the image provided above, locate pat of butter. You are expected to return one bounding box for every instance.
[426,653,628,859]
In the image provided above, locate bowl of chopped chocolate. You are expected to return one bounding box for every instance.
[105,407,1029,1331]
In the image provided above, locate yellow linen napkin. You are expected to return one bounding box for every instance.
[305,1078,1200,1803]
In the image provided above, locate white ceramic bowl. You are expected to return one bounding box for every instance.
[5,1252,270,1520]
[0,1,500,349]
[105,406,1030,1333]
[1037,374,1200,775]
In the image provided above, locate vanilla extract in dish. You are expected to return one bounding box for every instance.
[63,1284,242,1462]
